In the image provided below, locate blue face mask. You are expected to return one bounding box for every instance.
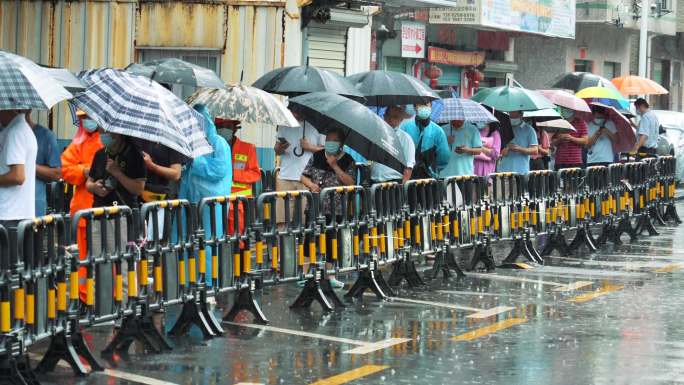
[100,133,114,147]
[324,141,341,155]
[593,117,606,126]
[510,117,523,127]
[416,107,432,120]
[82,119,98,132]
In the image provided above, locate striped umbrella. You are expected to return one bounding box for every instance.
[186,84,299,127]
[0,50,72,110]
[434,98,497,123]
[74,68,212,158]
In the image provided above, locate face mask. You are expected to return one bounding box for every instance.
[218,128,234,142]
[416,107,432,120]
[324,141,341,155]
[100,133,114,147]
[561,108,575,120]
[510,117,522,127]
[594,117,606,126]
[82,119,98,132]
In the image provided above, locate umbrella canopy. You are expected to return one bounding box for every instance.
[523,108,562,122]
[575,86,626,101]
[434,98,498,124]
[0,50,72,110]
[125,58,225,89]
[537,89,591,112]
[537,119,576,134]
[40,66,86,93]
[551,72,619,93]
[611,75,669,96]
[74,68,212,158]
[471,86,555,112]
[187,84,299,127]
[252,65,364,102]
[590,102,636,153]
[346,70,439,106]
[287,92,406,173]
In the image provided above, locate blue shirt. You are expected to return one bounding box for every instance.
[637,110,660,149]
[33,125,61,216]
[439,122,482,177]
[400,119,450,176]
[587,120,617,164]
[497,123,538,174]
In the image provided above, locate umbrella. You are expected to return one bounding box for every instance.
[576,87,630,110]
[471,86,555,112]
[187,84,299,127]
[537,119,577,134]
[252,65,364,102]
[125,58,225,89]
[590,102,636,153]
[346,70,439,106]
[434,98,498,124]
[0,50,72,110]
[537,89,591,112]
[40,65,86,93]
[611,75,669,96]
[287,92,406,173]
[551,72,619,93]
[74,68,212,158]
[523,108,562,122]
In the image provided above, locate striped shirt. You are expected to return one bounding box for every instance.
[554,118,588,166]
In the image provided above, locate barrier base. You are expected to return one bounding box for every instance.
[469,237,496,272]
[651,206,667,226]
[662,203,682,224]
[388,258,426,288]
[635,212,659,237]
[169,292,223,339]
[290,267,344,312]
[502,231,543,265]
[594,222,613,247]
[540,227,569,257]
[612,214,638,244]
[0,354,39,385]
[36,322,104,376]
[568,223,598,253]
[223,279,269,325]
[345,261,391,301]
[427,249,465,279]
[101,311,173,357]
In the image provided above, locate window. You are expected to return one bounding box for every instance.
[603,61,621,79]
[137,48,221,99]
[574,59,593,73]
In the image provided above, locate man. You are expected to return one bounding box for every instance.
[0,110,38,229]
[552,107,588,170]
[216,119,261,197]
[26,111,61,217]
[439,119,482,178]
[497,111,538,174]
[371,106,415,183]
[586,105,618,167]
[632,98,660,157]
[274,111,325,223]
[400,102,450,179]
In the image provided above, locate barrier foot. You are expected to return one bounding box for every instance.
[101,312,171,357]
[0,353,35,385]
[36,323,104,376]
[568,223,598,253]
[635,213,660,237]
[289,268,335,312]
[469,238,496,272]
[651,206,667,226]
[663,203,682,224]
[594,223,612,247]
[428,249,466,280]
[200,291,225,336]
[388,258,426,288]
[540,227,569,257]
[345,262,390,301]
[223,279,269,325]
[523,230,544,264]
[169,297,217,340]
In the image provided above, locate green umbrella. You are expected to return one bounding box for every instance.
[471,85,555,112]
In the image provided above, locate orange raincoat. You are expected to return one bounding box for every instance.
[228,138,260,235]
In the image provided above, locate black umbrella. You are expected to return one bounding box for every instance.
[287,92,406,173]
[550,72,620,93]
[125,58,225,89]
[347,70,439,106]
[252,65,364,102]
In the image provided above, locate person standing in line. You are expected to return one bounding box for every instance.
[371,106,415,183]
[497,111,539,174]
[631,98,660,157]
[439,119,482,178]
[586,105,618,167]
[530,122,551,171]
[25,111,61,217]
[474,123,501,177]
[552,107,588,170]
[400,103,450,179]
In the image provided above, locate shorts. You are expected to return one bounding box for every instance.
[275,178,307,225]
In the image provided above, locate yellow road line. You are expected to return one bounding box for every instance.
[452,318,527,342]
[308,365,390,385]
[653,263,684,273]
[567,285,624,303]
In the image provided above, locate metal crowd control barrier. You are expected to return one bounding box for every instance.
[659,156,681,223]
[565,168,599,253]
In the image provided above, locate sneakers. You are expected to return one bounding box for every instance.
[296,277,345,289]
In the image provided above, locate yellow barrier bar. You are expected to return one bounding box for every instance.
[271,246,278,269]
[26,294,34,325]
[178,259,186,286]
[199,249,206,274]
[639,195,644,209]
[1,302,9,332]
[363,232,370,254]
[139,260,148,288]
[115,274,123,301]
[510,211,516,230]
[47,289,56,319]
[493,212,499,231]
[319,234,327,257]
[393,230,399,250]
[256,241,264,264]
[86,278,94,306]
[380,232,387,253]
[69,272,78,300]
[404,220,411,241]
[437,219,444,241]
[263,202,271,221]
[128,270,138,298]
[398,227,404,247]
[298,243,305,266]
[332,238,338,260]
[484,209,491,227]
[243,249,251,273]
[212,255,219,280]
[430,222,436,241]
[14,289,24,320]
[154,266,162,292]
[57,282,67,311]
[353,235,360,256]
[414,224,421,246]
[371,227,379,248]
[309,241,316,264]
[234,252,242,277]
[518,210,524,227]
[443,215,450,233]
[469,217,475,235]
[189,257,197,284]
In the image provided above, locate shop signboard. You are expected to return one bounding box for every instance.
[429,2,481,25]
[401,21,426,59]
[427,47,485,67]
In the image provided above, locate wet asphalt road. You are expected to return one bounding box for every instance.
[29,202,684,385]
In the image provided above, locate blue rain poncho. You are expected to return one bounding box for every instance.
[178,104,232,285]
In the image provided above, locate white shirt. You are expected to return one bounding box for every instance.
[277,121,325,181]
[0,114,38,220]
[587,120,617,164]
[371,128,416,182]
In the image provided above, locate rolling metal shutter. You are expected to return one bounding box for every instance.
[307,23,348,75]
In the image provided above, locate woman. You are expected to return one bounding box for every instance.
[530,121,551,171]
[552,107,588,170]
[474,122,501,177]
[60,111,103,303]
[586,105,618,167]
[300,128,355,288]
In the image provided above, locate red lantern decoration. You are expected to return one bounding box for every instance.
[424,64,443,89]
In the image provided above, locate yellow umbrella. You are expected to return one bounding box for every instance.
[611,75,669,96]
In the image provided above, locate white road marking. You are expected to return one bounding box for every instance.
[465,305,516,319]
[436,290,518,297]
[551,256,673,270]
[390,297,482,312]
[467,272,565,287]
[224,322,410,355]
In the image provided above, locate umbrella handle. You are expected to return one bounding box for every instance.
[293,146,304,157]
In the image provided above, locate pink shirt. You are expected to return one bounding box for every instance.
[530,130,549,160]
[474,128,500,177]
